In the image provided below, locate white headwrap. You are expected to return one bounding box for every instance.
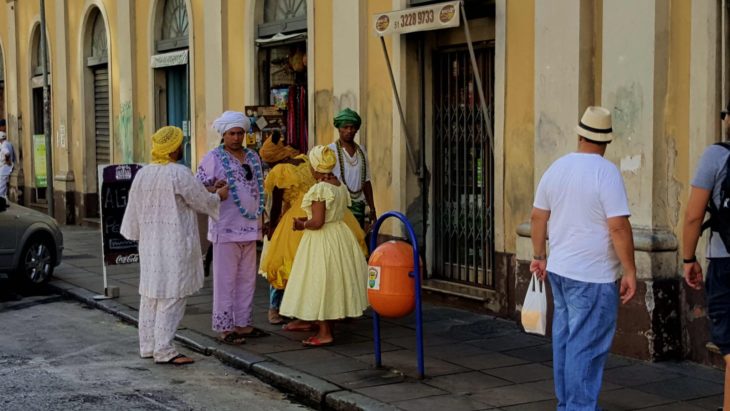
[212,111,250,135]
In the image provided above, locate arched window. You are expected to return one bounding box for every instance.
[157,0,189,52]
[31,27,49,77]
[88,12,108,65]
[258,0,306,37]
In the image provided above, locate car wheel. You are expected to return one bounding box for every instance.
[19,238,54,285]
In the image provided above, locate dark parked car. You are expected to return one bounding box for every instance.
[0,197,63,286]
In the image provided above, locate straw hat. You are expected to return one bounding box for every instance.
[575,106,613,143]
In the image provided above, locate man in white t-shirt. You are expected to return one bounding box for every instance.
[328,108,376,229]
[530,106,637,410]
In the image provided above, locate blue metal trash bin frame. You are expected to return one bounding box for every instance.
[369,211,425,379]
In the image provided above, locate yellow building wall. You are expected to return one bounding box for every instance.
[65,1,85,193]
[191,0,207,163]
[134,1,152,162]
[665,0,690,240]
[312,0,333,146]
[224,0,247,112]
[503,0,535,252]
[364,0,394,223]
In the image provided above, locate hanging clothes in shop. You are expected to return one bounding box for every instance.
[285,86,308,151]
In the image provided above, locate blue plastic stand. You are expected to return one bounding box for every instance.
[369,211,425,379]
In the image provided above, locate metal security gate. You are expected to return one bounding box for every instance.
[93,67,110,165]
[432,42,495,288]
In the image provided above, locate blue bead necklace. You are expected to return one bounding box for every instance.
[216,145,264,220]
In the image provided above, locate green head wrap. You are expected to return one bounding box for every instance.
[333,108,362,129]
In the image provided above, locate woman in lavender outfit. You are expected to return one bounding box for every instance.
[196,111,268,344]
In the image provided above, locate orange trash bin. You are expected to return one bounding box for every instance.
[367,240,422,318]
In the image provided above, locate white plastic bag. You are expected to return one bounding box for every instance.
[521,273,547,336]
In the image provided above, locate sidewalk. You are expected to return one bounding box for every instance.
[51,226,725,411]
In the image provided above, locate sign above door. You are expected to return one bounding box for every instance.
[151,49,189,68]
[373,1,460,36]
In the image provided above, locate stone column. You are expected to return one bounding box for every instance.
[601,0,679,360]
[533,0,593,179]
[51,0,74,223]
[204,0,224,149]
[515,0,596,335]
[332,0,362,114]
[116,0,136,163]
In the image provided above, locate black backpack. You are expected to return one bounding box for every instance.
[701,142,730,252]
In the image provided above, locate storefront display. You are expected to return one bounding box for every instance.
[257,43,308,151]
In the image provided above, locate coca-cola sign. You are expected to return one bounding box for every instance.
[115,254,139,264]
[99,164,143,266]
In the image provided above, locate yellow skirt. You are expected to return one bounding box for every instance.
[279,220,369,321]
[260,205,366,290]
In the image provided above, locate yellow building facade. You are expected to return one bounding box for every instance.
[0,0,726,366]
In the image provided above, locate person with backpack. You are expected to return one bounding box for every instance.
[683,107,730,411]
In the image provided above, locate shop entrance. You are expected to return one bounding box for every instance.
[154,62,190,166]
[431,43,495,289]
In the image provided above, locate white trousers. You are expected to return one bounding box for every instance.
[138,296,187,362]
[0,173,9,198]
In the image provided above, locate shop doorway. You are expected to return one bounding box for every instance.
[255,0,308,150]
[153,0,191,167]
[432,42,495,289]
[154,63,190,165]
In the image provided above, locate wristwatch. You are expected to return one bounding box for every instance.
[533,255,546,261]
[683,255,697,264]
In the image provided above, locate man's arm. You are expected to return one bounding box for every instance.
[364,181,376,220]
[682,186,711,290]
[607,215,637,304]
[530,207,550,280]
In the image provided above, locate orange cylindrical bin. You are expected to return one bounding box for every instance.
[367,240,422,318]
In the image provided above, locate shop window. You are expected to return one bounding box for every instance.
[254,0,308,151]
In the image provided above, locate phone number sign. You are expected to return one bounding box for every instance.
[373,1,460,36]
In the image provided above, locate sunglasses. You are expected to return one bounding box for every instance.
[723,111,729,120]
[242,164,253,181]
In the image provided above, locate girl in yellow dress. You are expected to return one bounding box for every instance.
[259,136,366,327]
[278,145,369,346]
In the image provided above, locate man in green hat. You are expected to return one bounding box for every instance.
[329,108,376,229]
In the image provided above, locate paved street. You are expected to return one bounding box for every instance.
[0,281,309,411]
[47,226,727,410]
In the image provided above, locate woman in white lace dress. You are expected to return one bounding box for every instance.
[121,126,228,365]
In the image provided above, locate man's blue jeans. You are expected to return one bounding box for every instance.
[270,286,283,310]
[548,272,619,411]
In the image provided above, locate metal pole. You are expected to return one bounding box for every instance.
[369,222,383,368]
[39,0,54,218]
[460,2,494,154]
[370,211,425,379]
[379,36,419,176]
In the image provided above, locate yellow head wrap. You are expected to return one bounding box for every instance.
[308,145,337,173]
[150,126,184,164]
[259,136,299,164]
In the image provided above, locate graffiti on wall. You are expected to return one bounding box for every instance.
[116,101,134,163]
[116,101,146,163]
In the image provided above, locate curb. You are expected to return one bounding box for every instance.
[48,279,398,411]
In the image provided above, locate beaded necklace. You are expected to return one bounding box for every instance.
[217,145,265,220]
[335,140,367,198]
